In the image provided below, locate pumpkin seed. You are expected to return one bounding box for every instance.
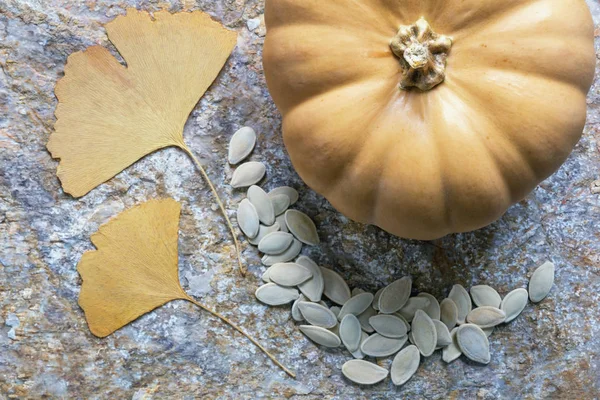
[291,294,306,321]
[398,297,430,321]
[351,288,366,296]
[391,345,420,386]
[276,214,289,233]
[338,292,374,321]
[379,276,412,314]
[357,307,377,333]
[268,186,299,205]
[448,284,472,324]
[330,306,341,318]
[255,283,299,306]
[393,313,412,332]
[432,319,452,347]
[440,298,458,330]
[411,310,437,357]
[483,327,494,337]
[247,185,275,225]
[466,306,506,328]
[417,292,440,320]
[470,285,502,308]
[340,314,362,352]
[236,199,259,238]
[298,301,338,328]
[369,314,408,338]
[372,287,384,310]
[228,126,256,164]
[341,360,388,385]
[442,327,461,363]
[408,330,415,345]
[361,333,406,357]
[258,231,294,254]
[230,161,266,188]
[261,239,302,266]
[500,288,528,323]
[328,322,340,337]
[320,267,351,305]
[528,261,555,303]
[299,325,341,348]
[296,256,324,302]
[350,331,369,359]
[268,262,312,286]
[285,209,319,245]
[249,222,280,245]
[270,193,290,216]
[456,324,490,364]
[261,267,271,283]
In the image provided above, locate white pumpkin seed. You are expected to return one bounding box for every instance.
[417,292,440,320]
[340,314,362,352]
[261,239,302,266]
[442,327,461,363]
[268,186,299,205]
[328,322,340,337]
[247,185,275,225]
[351,287,366,296]
[291,294,307,321]
[249,222,280,245]
[466,306,506,328]
[320,267,351,305]
[482,327,494,337]
[361,333,407,358]
[448,284,472,324]
[408,330,415,345]
[372,287,384,310]
[276,214,289,233]
[236,199,259,238]
[456,324,490,364]
[501,288,528,323]
[528,261,555,302]
[228,126,256,164]
[391,345,420,386]
[432,319,452,347]
[411,310,437,357]
[299,325,341,348]
[350,331,369,359]
[369,314,407,338]
[357,307,377,333]
[440,298,458,330]
[342,360,388,385]
[270,193,290,216]
[285,209,319,245]
[379,277,412,314]
[255,283,299,306]
[261,267,271,283]
[258,231,294,254]
[338,292,374,321]
[268,262,312,286]
[330,306,341,317]
[230,161,266,188]
[398,297,430,321]
[393,313,412,332]
[296,256,324,302]
[470,285,502,308]
[298,301,337,328]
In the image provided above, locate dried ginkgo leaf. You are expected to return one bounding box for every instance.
[78,198,294,377]
[47,9,246,276]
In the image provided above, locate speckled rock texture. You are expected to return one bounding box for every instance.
[1,1,599,398]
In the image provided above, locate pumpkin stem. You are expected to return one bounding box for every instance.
[390,17,452,91]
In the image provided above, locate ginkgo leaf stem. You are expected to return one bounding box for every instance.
[179,144,245,277]
[185,296,296,378]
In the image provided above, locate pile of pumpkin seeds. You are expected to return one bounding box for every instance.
[228,127,556,387]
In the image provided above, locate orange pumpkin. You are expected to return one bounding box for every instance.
[263,0,595,239]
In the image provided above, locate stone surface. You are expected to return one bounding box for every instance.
[1,0,599,398]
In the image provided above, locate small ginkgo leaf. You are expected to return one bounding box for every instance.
[78,199,294,377]
[47,9,245,276]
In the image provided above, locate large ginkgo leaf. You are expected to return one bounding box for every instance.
[47,9,246,276]
[47,9,236,196]
[77,198,294,377]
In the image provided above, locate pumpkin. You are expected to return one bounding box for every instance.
[263,0,595,240]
